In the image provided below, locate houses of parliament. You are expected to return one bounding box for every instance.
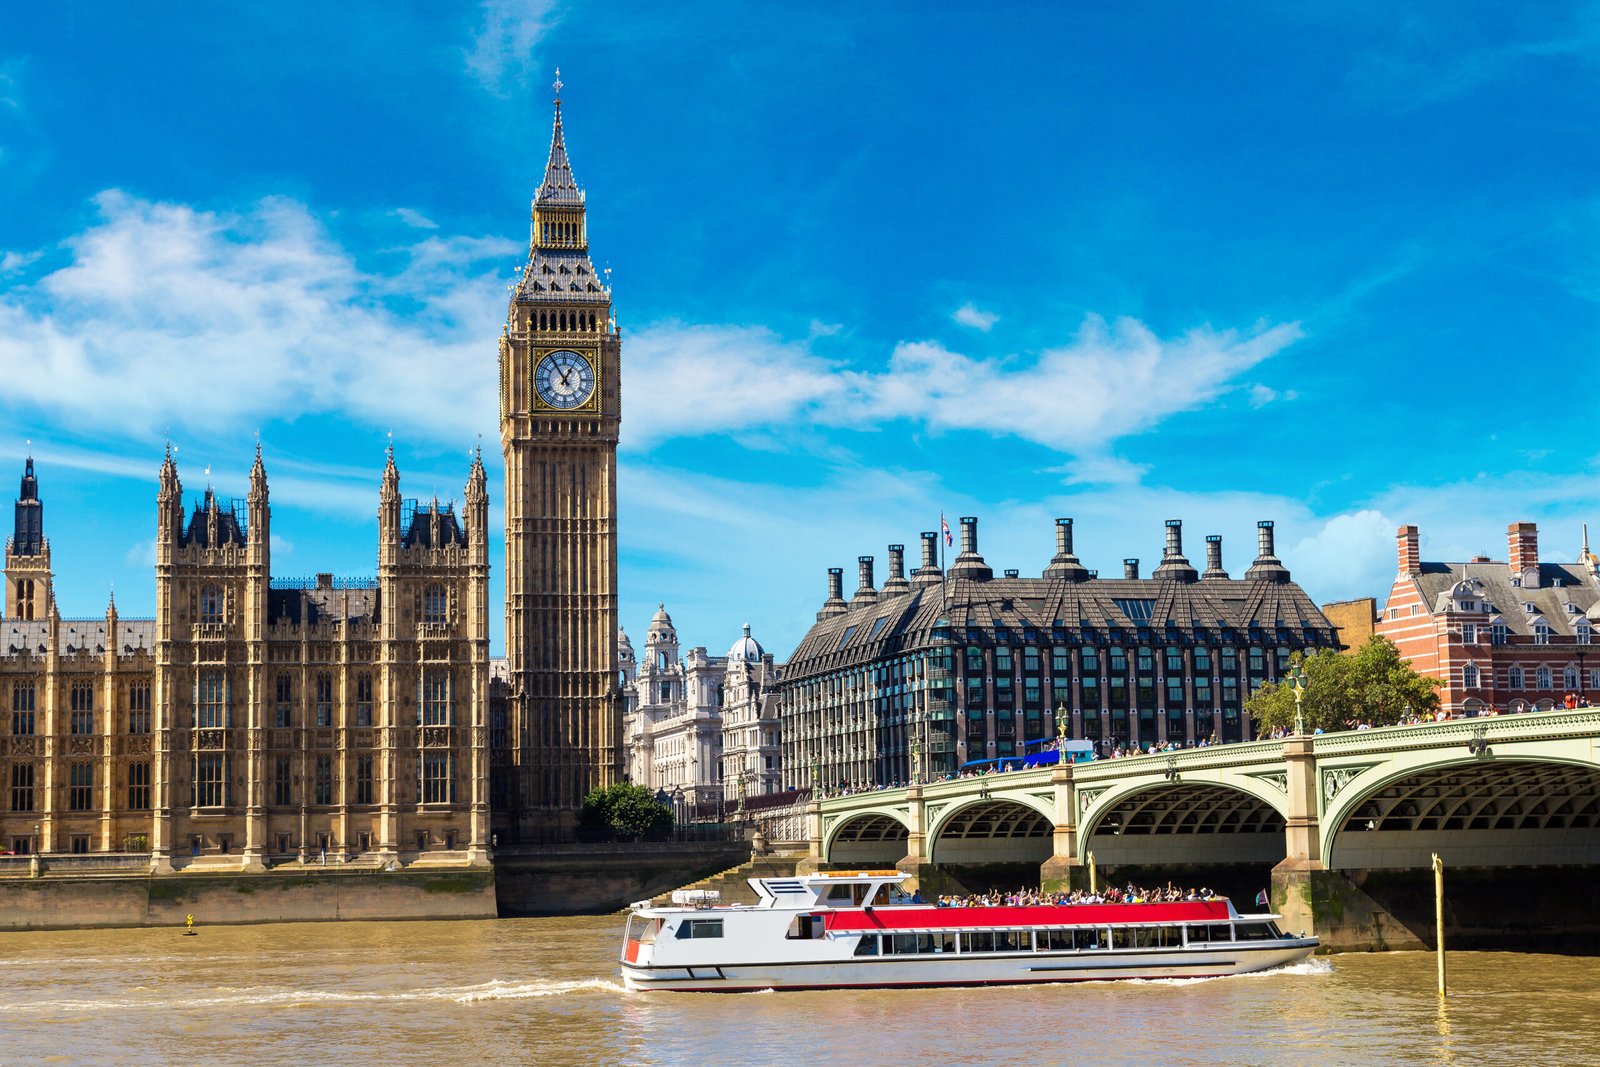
[0,86,621,867]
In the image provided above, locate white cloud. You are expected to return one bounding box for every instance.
[1051,454,1150,487]
[0,250,40,274]
[864,315,1302,452]
[0,191,516,444]
[1286,509,1398,606]
[625,314,1301,455]
[393,207,438,230]
[464,0,562,95]
[952,302,999,331]
[622,321,845,448]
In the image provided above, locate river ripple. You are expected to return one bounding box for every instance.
[1,916,1597,1066]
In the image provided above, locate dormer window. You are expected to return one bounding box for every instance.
[1578,621,1592,646]
[1533,619,1550,645]
[1490,620,1508,645]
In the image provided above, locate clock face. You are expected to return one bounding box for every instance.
[534,349,596,410]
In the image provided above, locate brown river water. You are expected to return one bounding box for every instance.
[2,916,1598,1067]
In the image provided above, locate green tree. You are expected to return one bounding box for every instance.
[579,783,674,842]
[1247,636,1440,735]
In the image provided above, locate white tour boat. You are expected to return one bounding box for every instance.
[620,870,1318,992]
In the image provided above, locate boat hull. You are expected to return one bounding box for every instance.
[621,938,1318,993]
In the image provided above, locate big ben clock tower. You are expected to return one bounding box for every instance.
[499,72,622,831]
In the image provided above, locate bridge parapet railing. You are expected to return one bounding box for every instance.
[1310,707,1600,756]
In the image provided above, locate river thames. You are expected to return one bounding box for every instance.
[4,916,1598,1066]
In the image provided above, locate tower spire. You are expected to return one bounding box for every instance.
[536,69,583,208]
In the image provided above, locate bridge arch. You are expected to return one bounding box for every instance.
[1078,776,1289,868]
[1323,756,1600,870]
[823,809,910,865]
[926,794,1055,865]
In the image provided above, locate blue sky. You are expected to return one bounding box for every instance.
[1,2,1597,658]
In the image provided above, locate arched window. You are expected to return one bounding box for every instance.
[1564,666,1579,690]
[200,585,224,625]
[423,584,448,625]
[1508,666,1524,689]
[1462,665,1478,689]
[1537,667,1553,689]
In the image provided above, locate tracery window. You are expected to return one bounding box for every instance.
[200,585,225,625]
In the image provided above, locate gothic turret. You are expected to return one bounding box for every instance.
[5,455,53,619]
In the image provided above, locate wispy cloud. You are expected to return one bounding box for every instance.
[0,191,516,444]
[952,302,999,332]
[1347,13,1600,109]
[464,0,562,96]
[627,315,1301,454]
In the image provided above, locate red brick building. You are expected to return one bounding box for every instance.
[1376,522,1600,714]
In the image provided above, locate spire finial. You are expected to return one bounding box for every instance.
[552,67,563,102]
[386,430,394,463]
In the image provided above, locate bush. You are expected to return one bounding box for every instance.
[580,783,674,842]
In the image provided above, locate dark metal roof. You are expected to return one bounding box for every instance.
[784,573,1337,681]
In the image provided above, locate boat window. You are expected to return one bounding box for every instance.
[962,931,997,953]
[1038,929,1099,951]
[1187,924,1233,944]
[1154,926,1182,947]
[674,919,724,939]
[1111,928,1138,950]
[1233,923,1278,941]
[993,930,1026,952]
[882,933,927,955]
[824,884,870,906]
[853,934,880,956]
[786,914,825,940]
[932,931,957,954]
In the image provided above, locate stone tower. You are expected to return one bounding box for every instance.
[498,73,622,830]
[4,456,53,620]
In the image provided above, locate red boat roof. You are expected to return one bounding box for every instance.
[823,900,1232,933]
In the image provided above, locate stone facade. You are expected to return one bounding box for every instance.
[620,608,782,819]
[1376,522,1600,714]
[0,451,491,869]
[779,517,1340,790]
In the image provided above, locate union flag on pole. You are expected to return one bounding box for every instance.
[941,514,952,546]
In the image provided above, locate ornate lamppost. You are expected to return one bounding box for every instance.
[1286,662,1308,737]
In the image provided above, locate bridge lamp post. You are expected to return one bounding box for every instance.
[1287,663,1308,736]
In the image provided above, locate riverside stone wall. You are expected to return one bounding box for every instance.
[0,868,498,930]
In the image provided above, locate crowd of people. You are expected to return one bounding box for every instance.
[926,882,1222,908]
[811,697,1595,799]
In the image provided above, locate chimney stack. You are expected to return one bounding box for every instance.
[913,531,942,586]
[1244,520,1291,583]
[851,555,878,607]
[1398,525,1420,575]
[1123,558,1140,580]
[948,516,993,581]
[817,567,848,620]
[881,544,911,596]
[1202,534,1228,580]
[1003,568,1019,579]
[1044,517,1089,581]
[1153,518,1198,582]
[1509,522,1539,588]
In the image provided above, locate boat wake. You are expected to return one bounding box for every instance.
[11,977,626,1014]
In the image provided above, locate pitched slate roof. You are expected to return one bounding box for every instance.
[1412,561,1599,637]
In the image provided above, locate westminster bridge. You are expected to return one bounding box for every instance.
[805,708,1600,950]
